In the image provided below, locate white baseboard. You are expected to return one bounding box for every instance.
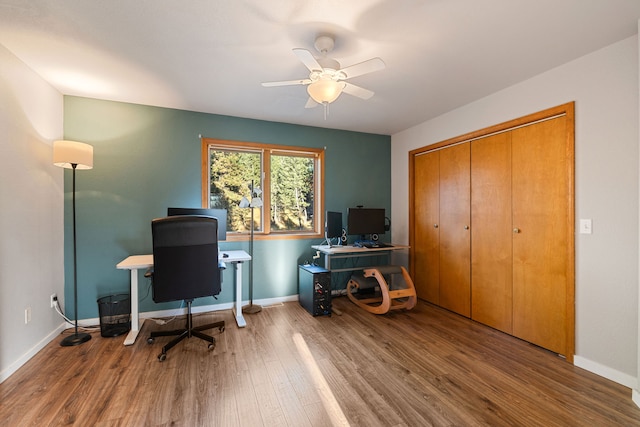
[139,295,298,320]
[0,322,66,384]
[74,295,300,326]
[573,355,637,389]
[633,389,640,408]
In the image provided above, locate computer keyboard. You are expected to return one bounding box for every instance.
[354,241,393,248]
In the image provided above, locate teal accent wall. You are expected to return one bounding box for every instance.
[63,96,391,319]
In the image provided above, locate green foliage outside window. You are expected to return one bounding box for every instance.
[270,154,314,232]
[209,149,261,232]
[204,140,322,237]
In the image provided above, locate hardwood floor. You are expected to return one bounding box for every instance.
[2,297,640,426]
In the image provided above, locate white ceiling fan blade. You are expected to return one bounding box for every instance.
[304,97,319,109]
[339,57,386,79]
[342,82,375,100]
[292,48,323,72]
[262,79,311,87]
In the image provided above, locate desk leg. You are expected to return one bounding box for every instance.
[325,253,331,270]
[124,268,145,345]
[233,261,247,327]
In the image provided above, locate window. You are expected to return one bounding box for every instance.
[201,138,324,240]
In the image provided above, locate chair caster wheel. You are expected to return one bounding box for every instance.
[219,325,225,332]
[147,338,154,344]
[208,343,215,350]
[158,353,166,362]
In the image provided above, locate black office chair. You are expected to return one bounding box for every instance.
[147,215,225,361]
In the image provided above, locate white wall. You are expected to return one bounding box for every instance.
[392,35,640,389]
[0,44,65,382]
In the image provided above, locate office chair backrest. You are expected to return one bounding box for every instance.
[151,215,221,303]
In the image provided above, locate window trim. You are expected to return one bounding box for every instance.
[201,138,325,241]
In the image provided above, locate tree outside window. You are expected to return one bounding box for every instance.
[201,139,324,239]
[270,153,314,232]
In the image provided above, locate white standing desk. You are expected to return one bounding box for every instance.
[116,250,251,346]
[311,244,409,272]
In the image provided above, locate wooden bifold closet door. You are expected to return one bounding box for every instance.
[511,116,570,355]
[413,151,440,304]
[410,103,575,361]
[438,144,471,317]
[470,131,513,334]
[412,144,471,318]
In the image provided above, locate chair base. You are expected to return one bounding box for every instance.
[148,300,225,361]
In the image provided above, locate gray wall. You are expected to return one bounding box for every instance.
[0,45,64,381]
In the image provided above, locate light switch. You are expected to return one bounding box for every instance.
[579,219,592,234]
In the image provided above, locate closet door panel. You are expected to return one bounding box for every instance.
[413,151,440,303]
[511,116,568,355]
[439,143,471,317]
[470,132,513,333]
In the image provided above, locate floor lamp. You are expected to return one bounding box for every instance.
[53,140,94,347]
[239,180,262,314]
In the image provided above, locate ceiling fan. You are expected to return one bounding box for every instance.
[261,35,386,116]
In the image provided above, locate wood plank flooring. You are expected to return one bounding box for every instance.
[2,297,640,426]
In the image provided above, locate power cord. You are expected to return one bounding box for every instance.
[53,297,101,332]
[147,311,180,326]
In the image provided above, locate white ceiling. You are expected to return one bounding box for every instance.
[1,0,639,135]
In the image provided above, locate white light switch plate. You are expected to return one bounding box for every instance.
[579,219,592,234]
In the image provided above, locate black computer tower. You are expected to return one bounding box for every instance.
[298,264,331,316]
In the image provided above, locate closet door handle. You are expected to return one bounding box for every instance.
[434,224,439,229]
[464,225,470,230]
[513,228,520,234]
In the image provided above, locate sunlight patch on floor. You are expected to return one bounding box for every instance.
[293,332,350,427]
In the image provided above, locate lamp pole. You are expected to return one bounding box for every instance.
[61,163,92,346]
[243,180,262,314]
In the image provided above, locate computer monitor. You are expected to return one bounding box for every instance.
[167,207,227,241]
[325,211,342,246]
[347,207,386,237]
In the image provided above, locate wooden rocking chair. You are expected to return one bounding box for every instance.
[346,265,417,314]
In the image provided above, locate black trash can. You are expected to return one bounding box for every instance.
[97,294,131,338]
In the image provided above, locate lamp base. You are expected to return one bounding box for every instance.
[60,331,92,347]
[242,303,262,314]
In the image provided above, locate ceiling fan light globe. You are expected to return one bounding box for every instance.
[307,80,345,104]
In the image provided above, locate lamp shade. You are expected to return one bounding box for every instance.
[307,79,346,104]
[239,196,263,208]
[53,140,93,170]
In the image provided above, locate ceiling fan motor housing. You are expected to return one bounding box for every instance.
[314,35,335,54]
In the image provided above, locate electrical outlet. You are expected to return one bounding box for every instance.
[25,307,32,324]
[50,293,57,308]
